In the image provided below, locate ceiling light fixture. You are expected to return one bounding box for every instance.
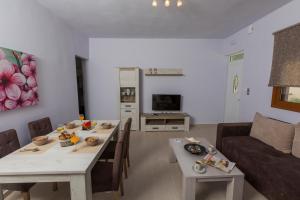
[164,0,170,7]
[152,0,158,7]
[152,0,183,8]
[177,0,183,7]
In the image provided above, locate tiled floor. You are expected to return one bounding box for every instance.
[6,125,267,200]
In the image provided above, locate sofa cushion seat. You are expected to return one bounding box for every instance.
[222,136,300,200]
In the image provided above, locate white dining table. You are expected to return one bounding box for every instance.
[0,120,120,200]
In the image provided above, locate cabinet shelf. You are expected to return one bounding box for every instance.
[146,119,166,125]
[141,113,190,132]
[166,119,185,125]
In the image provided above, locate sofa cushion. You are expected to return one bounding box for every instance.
[250,112,295,153]
[222,136,300,200]
[292,124,300,158]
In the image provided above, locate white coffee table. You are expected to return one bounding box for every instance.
[169,138,244,200]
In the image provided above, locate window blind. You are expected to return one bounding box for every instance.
[269,23,300,87]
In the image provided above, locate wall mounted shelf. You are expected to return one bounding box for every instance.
[144,68,183,76]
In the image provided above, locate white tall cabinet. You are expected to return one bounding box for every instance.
[118,67,140,130]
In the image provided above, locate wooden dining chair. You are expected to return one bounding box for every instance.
[0,129,34,200]
[27,117,58,191]
[99,118,132,178]
[28,117,53,139]
[91,131,126,199]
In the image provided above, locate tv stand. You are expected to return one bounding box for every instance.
[141,113,190,132]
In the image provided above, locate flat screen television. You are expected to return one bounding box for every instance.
[152,94,181,111]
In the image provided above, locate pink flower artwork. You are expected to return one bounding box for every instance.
[0,47,39,112]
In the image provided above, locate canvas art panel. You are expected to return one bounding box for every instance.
[0,47,38,112]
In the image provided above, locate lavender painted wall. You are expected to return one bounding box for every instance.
[0,0,89,145]
[2,0,298,144]
[223,0,300,123]
[86,39,227,124]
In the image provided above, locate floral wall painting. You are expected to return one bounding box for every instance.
[0,47,38,112]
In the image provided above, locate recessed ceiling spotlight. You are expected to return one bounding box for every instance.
[165,0,170,7]
[152,0,158,7]
[177,0,183,7]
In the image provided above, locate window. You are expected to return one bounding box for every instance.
[269,23,300,112]
[282,87,300,103]
[271,87,300,112]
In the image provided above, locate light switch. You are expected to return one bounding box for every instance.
[246,88,250,95]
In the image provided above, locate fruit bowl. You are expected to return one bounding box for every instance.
[58,132,80,147]
[82,121,92,130]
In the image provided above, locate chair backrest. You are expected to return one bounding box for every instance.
[124,118,132,134]
[123,118,132,157]
[0,129,21,158]
[28,117,53,139]
[112,131,126,190]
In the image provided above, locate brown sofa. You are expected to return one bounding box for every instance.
[216,123,300,200]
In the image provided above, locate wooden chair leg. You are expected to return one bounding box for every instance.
[112,190,121,200]
[0,189,4,200]
[123,161,128,179]
[127,154,130,168]
[120,178,124,196]
[52,182,58,191]
[21,192,30,200]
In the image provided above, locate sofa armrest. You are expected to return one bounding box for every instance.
[216,123,252,152]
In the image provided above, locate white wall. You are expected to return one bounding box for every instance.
[0,0,89,145]
[86,39,227,124]
[223,0,300,123]
[5,0,298,142]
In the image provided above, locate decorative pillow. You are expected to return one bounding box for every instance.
[292,124,300,158]
[250,112,295,153]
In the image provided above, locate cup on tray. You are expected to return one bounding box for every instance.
[193,160,207,174]
[208,145,217,155]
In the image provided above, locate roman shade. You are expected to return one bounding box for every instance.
[269,23,300,87]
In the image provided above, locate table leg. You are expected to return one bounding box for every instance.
[182,177,196,200]
[0,185,3,200]
[70,173,92,200]
[226,176,244,200]
[169,149,177,163]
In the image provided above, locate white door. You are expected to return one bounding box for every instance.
[224,52,244,123]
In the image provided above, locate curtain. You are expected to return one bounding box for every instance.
[269,23,300,87]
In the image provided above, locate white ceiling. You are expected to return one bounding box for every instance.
[36,0,292,38]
